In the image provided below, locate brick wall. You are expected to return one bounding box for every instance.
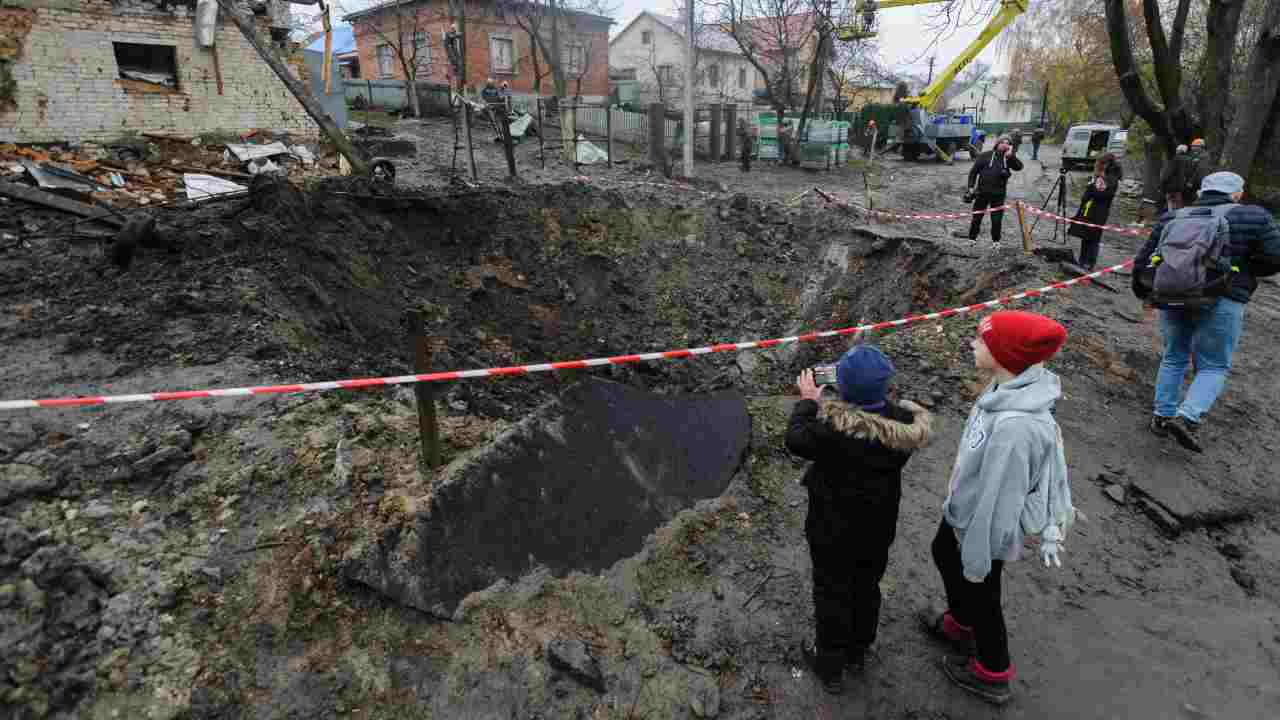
[0,0,317,144]
[351,0,610,97]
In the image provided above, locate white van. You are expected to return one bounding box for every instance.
[1061,123,1128,170]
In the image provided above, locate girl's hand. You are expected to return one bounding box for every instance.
[797,370,826,402]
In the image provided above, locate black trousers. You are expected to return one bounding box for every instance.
[967,193,1006,242]
[807,480,900,676]
[930,519,1011,671]
[1078,236,1101,269]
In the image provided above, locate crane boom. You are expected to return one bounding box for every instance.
[837,0,1028,111]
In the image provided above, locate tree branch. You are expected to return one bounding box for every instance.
[1105,0,1172,148]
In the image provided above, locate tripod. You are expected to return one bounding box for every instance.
[1029,167,1071,244]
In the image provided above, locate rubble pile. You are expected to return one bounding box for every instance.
[0,129,344,211]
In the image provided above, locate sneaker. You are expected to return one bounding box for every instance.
[1167,416,1203,453]
[940,654,1014,705]
[1149,415,1173,437]
[917,609,976,656]
[801,640,843,694]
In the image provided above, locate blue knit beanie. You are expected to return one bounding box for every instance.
[836,345,894,409]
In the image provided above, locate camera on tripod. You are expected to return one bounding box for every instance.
[1058,166,1070,176]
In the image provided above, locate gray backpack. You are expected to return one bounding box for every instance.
[1138,204,1237,308]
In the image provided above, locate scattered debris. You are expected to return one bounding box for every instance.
[546,639,606,692]
[0,180,124,227]
[183,173,247,201]
[1104,484,1127,504]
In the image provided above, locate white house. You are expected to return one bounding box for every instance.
[609,11,761,106]
[949,74,1038,126]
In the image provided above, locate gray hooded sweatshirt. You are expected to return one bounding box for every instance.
[943,365,1075,581]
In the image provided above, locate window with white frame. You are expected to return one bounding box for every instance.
[707,64,719,87]
[641,30,652,44]
[490,36,514,74]
[413,31,431,69]
[564,43,586,74]
[738,67,747,88]
[377,44,395,78]
[657,64,674,85]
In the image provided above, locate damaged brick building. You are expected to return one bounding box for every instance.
[0,0,317,144]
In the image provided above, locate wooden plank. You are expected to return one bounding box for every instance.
[0,180,125,227]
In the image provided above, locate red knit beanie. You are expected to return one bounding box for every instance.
[978,311,1067,374]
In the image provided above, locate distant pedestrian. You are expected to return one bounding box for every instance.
[1009,129,1022,155]
[955,135,1023,245]
[1133,171,1280,452]
[788,345,933,695]
[1031,127,1045,160]
[1067,153,1122,270]
[921,311,1077,706]
[1183,139,1207,206]
[738,118,754,172]
[1160,144,1191,211]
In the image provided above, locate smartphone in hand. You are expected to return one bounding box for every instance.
[812,365,838,386]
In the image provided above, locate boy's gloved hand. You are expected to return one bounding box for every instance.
[1040,525,1064,568]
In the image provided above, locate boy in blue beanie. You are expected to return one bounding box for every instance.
[786,344,934,694]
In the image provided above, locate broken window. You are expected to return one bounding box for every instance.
[564,43,585,75]
[113,42,178,90]
[707,64,718,87]
[641,30,651,45]
[738,67,747,88]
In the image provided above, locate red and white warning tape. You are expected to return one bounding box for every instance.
[1021,205,1153,237]
[864,204,1008,221]
[0,261,1134,411]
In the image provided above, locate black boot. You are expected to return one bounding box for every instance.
[801,639,844,694]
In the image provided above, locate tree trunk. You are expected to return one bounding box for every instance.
[560,106,576,164]
[1198,0,1247,162]
[406,73,423,118]
[214,0,367,175]
[1143,138,1165,204]
[1219,0,1280,178]
[1105,0,1176,155]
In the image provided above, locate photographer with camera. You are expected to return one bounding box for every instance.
[1067,153,1123,271]
[954,135,1023,246]
[786,346,934,694]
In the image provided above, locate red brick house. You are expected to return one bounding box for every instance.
[345,0,612,98]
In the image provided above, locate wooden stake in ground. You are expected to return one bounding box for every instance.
[214,0,367,176]
[407,310,442,469]
[1016,201,1034,255]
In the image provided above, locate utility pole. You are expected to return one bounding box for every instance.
[1038,80,1049,128]
[683,0,695,178]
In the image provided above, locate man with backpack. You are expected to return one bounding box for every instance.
[1132,171,1280,452]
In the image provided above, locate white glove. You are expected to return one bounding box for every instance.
[964,574,986,583]
[1040,525,1064,568]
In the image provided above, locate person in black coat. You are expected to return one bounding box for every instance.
[956,135,1024,245]
[787,345,934,694]
[1068,153,1123,270]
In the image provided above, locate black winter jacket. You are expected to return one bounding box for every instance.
[785,398,933,540]
[968,150,1024,196]
[1133,193,1280,304]
[1068,164,1123,243]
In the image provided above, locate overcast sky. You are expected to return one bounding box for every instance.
[302,1,1011,79]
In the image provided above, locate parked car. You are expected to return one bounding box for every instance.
[1061,122,1128,170]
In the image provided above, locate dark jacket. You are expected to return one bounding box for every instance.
[786,398,933,542]
[1068,163,1123,243]
[1032,129,1045,144]
[968,150,1024,196]
[1159,153,1200,196]
[1133,192,1280,304]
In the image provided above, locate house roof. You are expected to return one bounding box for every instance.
[344,0,612,27]
[305,25,357,55]
[648,13,743,55]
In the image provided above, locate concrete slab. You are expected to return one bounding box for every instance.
[343,379,750,618]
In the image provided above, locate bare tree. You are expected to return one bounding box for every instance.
[495,0,615,160]
[708,0,820,163]
[339,0,438,117]
[825,28,883,114]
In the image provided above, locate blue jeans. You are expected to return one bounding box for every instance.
[1154,298,1245,423]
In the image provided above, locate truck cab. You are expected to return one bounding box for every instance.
[1061,122,1128,170]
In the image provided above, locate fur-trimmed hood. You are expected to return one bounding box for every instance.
[816,398,934,451]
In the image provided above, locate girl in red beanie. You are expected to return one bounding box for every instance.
[919,311,1079,705]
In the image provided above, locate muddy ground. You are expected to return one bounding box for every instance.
[1,127,1279,720]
